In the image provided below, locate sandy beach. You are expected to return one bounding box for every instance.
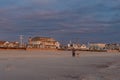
[0,50,120,80]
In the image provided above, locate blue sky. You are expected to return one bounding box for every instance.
[0,0,120,43]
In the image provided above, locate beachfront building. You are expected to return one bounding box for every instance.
[67,43,88,50]
[0,41,19,48]
[105,43,120,50]
[27,37,60,49]
[89,43,106,50]
[0,41,7,47]
[7,42,19,48]
[80,44,88,50]
[67,43,80,49]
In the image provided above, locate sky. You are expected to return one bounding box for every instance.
[0,0,120,43]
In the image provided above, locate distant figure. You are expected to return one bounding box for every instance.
[72,48,76,57]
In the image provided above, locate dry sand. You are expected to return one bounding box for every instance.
[0,50,120,80]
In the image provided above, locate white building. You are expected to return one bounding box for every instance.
[28,37,60,49]
[80,44,88,50]
[89,43,106,50]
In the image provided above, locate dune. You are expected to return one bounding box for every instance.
[0,50,120,80]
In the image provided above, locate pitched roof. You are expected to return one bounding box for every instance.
[0,41,6,45]
[31,37,56,41]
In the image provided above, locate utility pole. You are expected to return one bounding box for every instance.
[19,35,24,47]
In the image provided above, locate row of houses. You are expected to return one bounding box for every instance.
[67,42,120,51]
[0,41,19,48]
[0,36,60,49]
[0,36,120,51]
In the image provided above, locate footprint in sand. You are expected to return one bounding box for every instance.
[4,64,16,71]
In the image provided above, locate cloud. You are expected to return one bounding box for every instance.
[0,0,120,42]
[0,7,112,35]
[29,0,57,5]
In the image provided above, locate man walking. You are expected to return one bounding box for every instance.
[72,48,76,57]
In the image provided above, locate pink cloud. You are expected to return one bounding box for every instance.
[28,0,57,5]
